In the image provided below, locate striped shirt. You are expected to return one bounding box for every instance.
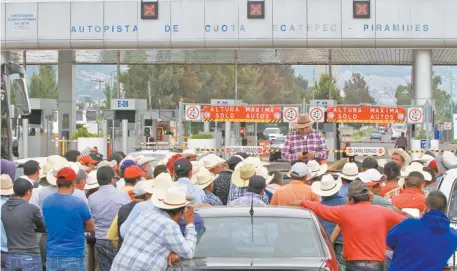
[111,208,197,271]
[281,130,328,163]
[228,192,266,206]
[228,184,269,205]
[88,185,131,240]
[270,180,320,206]
[204,192,223,206]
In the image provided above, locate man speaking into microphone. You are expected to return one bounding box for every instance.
[281,114,328,164]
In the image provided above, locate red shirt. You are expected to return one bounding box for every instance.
[391,188,426,212]
[301,201,404,261]
[380,185,399,197]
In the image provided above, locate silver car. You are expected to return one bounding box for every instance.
[170,206,339,270]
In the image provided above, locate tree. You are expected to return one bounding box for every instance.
[28,65,58,99]
[310,74,343,103]
[395,74,453,122]
[105,82,112,109]
[343,73,375,105]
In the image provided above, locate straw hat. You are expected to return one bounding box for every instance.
[84,170,99,190]
[0,174,14,196]
[137,156,156,166]
[358,168,383,183]
[255,166,274,184]
[40,155,67,179]
[194,167,215,190]
[307,160,328,178]
[97,160,117,168]
[292,114,314,129]
[311,174,342,197]
[244,156,270,167]
[387,148,411,168]
[47,160,73,186]
[232,163,256,187]
[182,149,197,158]
[201,154,226,170]
[152,186,191,210]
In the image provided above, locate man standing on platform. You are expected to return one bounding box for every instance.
[282,114,328,164]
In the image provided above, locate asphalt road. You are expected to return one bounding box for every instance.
[265,132,456,172]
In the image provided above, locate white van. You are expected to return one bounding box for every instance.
[438,168,457,270]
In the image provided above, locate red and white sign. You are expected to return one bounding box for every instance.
[326,106,406,123]
[283,107,299,123]
[225,146,263,155]
[407,107,423,124]
[345,147,386,156]
[202,105,282,123]
[185,105,201,121]
[309,106,324,123]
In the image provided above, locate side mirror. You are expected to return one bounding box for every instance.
[12,78,31,116]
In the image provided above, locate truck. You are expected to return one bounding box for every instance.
[1,62,31,160]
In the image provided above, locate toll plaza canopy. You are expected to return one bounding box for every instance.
[2,0,457,55]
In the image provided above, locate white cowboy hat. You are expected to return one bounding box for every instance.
[255,166,274,184]
[358,168,382,183]
[311,174,342,197]
[47,160,73,186]
[403,166,432,182]
[292,114,314,129]
[194,167,215,190]
[244,156,270,167]
[84,170,99,190]
[97,160,117,168]
[152,186,191,210]
[387,148,411,168]
[338,162,359,181]
[0,174,14,196]
[307,160,328,178]
[182,149,197,158]
[137,156,156,166]
[201,154,226,170]
[190,161,203,184]
[442,151,457,170]
[232,162,256,188]
[40,155,67,179]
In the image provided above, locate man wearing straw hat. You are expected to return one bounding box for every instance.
[282,114,328,164]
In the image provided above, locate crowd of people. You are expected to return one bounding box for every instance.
[0,114,457,271]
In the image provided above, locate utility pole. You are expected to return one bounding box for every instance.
[92,78,104,134]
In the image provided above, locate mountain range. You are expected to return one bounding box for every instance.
[24,64,456,106]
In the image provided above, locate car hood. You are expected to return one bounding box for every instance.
[171,257,325,270]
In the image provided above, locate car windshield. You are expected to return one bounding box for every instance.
[448,177,457,221]
[264,128,280,135]
[195,217,322,258]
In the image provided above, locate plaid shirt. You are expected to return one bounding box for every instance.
[111,208,197,271]
[281,130,328,163]
[228,184,269,204]
[228,192,266,206]
[204,192,223,206]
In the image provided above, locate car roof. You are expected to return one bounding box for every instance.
[197,206,312,219]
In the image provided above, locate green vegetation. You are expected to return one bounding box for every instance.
[28,65,58,99]
[352,127,374,141]
[343,73,375,105]
[189,134,213,139]
[70,126,102,140]
[308,74,343,103]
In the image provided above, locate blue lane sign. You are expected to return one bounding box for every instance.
[420,139,430,148]
[117,100,129,108]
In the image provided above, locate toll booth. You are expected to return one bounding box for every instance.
[139,110,175,145]
[110,99,148,153]
[20,98,58,157]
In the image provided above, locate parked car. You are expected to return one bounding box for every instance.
[170,206,339,271]
[269,136,286,162]
[263,127,282,140]
[438,168,457,270]
[370,130,383,140]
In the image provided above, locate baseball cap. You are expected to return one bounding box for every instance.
[248,175,267,194]
[133,180,148,197]
[174,158,192,176]
[348,180,370,198]
[289,162,310,178]
[56,167,77,182]
[80,156,97,165]
[23,160,41,176]
[124,166,145,179]
[361,157,378,170]
[120,160,136,171]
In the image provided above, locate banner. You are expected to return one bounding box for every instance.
[326,106,406,123]
[202,105,282,122]
[225,146,263,155]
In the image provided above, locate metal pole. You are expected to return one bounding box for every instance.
[425,101,430,151]
[22,118,28,158]
[178,101,184,147]
[122,119,128,154]
[111,119,115,153]
[103,120,108,155]
[117,50,121,98]
[234,50,239,142]
[328,50,332,100]
[450,66,454,139]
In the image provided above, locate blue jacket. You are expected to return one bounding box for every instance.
[387,210,457,271]
[320,193,347,244]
